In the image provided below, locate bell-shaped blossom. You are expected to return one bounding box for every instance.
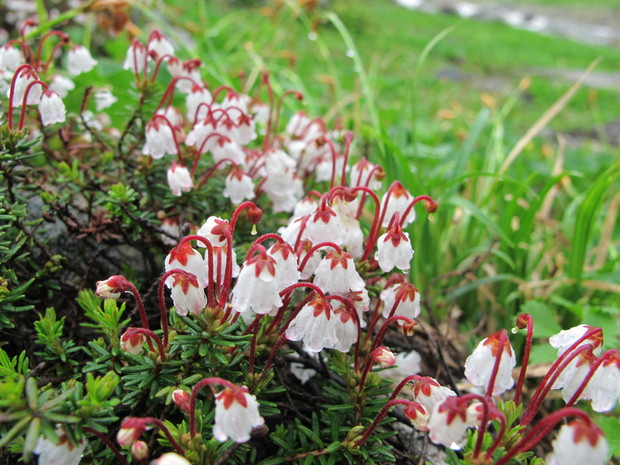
[551,349,596,404]
[332,306,358,353]
[67,45,97,75]
[267,241,300,291]
[197,216,230,247]
[170,272,208,316]
[262,149,303,213]
[305,204,343,245]
[167,162,193,196]
[381,282,421,321]
[350,157,383,191]
[213,384,264,443]
[583,352,620,412]
[550,325,603,356]
[160,217,181,246]
[546,419,609,465]
[224,169,255,205]
[0,44,24,72]
[297,239,321,280]
[123,39,147,75]
[286,295,338,353]
[292,196,320,220]
[409,376,456,413]
[286,111,311,138]
[147,30,175,60]
[35,429,87,465]
[48,74,75,98]
[8,67,41,107]
[427,397,471,449]
[94,89,117,111]
[464,330,516,396]
[39,89,66,126]
[142,118,177,159]
[231,252,282,316]
[120,330,146,355]
[233,112,257,145]
[212,139,246,165]
[164,242,208,287]
[375,222,413,272]
[313,250,365,296]
[405,401,430,431]
[381,181,416,227]
[186,85,212,122]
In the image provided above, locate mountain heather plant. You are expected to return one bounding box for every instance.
[0,4,618,465]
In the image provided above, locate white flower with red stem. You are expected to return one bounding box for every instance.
[375,212,414,272]
[464,329,516,396]
[189,378,264,443]
[231,246,282,316]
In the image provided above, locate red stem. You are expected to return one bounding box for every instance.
[189,377,236,436]
[513,313,534,404]
[83,427,130,465]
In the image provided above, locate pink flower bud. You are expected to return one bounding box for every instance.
[120,329,146,355]
[172,389,191,412]
[116,417,146,447]
[131,440,149,461]
[96,275,128,298]
[372,346,396,368]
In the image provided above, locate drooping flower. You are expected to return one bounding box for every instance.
[213,384,264,443]
[123,38,147,75]
[546,418,609,465]
[380,282,420,321]
[8,66,41,107]
[266,241,300,292]
[223,169,255,205]
[380,181,416,228]
[375,220,413,272]
[143,118,178,159]
[231,251,282,316]
[167,162,193,196]
[286,295,338,353]
[38,89,66,126]
[550,325,603,356]
[147,30,175,60]
[48,74,75,98]
[93,89,117,111]
[405,401,430,431]
[583,351,620,412]
[169,272,208,316]
[313,250,365,296]
[427,397,471,449]
[67,45,97,75]
[464,330,516,396]
[409,376,456,413]
[0,44,24,72]
[164,242,208,287]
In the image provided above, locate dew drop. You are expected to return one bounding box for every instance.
[308,31,318,41]
[346,49,355,58]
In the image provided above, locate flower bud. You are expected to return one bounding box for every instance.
[399,319,417,336]
[120,329,146,355]
[172,389,191,412]
[117,417,146,447]
[96,275,128,298]
[372,346,396,368]
[131,440,149,461]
